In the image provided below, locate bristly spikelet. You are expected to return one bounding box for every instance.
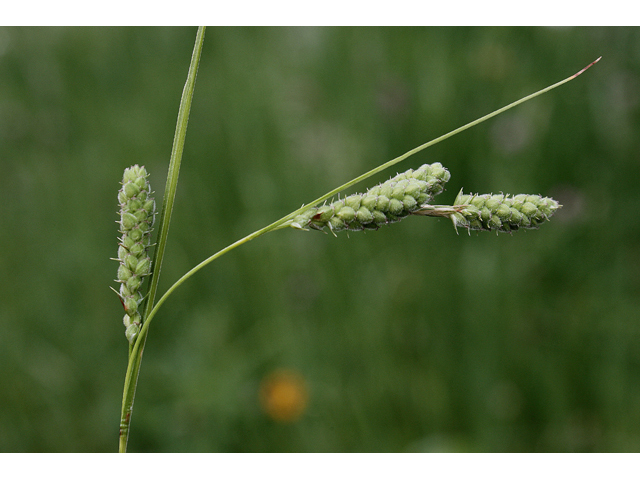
[450,190,561,233]
[290,163,451,233]
[114,165,156,344]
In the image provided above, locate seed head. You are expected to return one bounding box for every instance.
[290,163,450,233]
[450,190,561,233]
[114,165,155,344]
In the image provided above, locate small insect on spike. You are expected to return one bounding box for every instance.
[114,165,156,345]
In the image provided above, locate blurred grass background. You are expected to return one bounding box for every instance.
[1,26,638,452]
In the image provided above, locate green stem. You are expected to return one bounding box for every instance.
[119,26,206,453]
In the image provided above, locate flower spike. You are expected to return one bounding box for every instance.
[413,189,561,234]
[114,165,156,344]
[290,163,451,233]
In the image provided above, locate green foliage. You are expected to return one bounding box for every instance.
[1,26,639,453]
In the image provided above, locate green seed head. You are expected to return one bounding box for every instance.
[290,163,451,234]
[115,165,155,344]
[452,191,561,233]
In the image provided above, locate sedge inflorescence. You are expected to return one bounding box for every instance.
[114,165,156,345]
[290,162,561,236]
[449,191,561,233]
[290,163,451,233]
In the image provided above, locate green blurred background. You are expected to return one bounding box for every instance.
[1,27,638,452]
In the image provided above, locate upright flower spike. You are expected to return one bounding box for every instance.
[290,163,451,233]
[115,165,156,344]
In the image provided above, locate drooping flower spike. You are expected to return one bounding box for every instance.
[413,189,561,234]
[290,163,451,234]
[290,163,560,235]
[114,165,156,344]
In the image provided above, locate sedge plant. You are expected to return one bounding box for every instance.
[114,26,600,452]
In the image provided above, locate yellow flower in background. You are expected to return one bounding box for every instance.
[259,369,308,423]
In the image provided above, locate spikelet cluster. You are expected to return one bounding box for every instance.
[451,190,560,233]
[115,165,156,344]
[290,163,451,233]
